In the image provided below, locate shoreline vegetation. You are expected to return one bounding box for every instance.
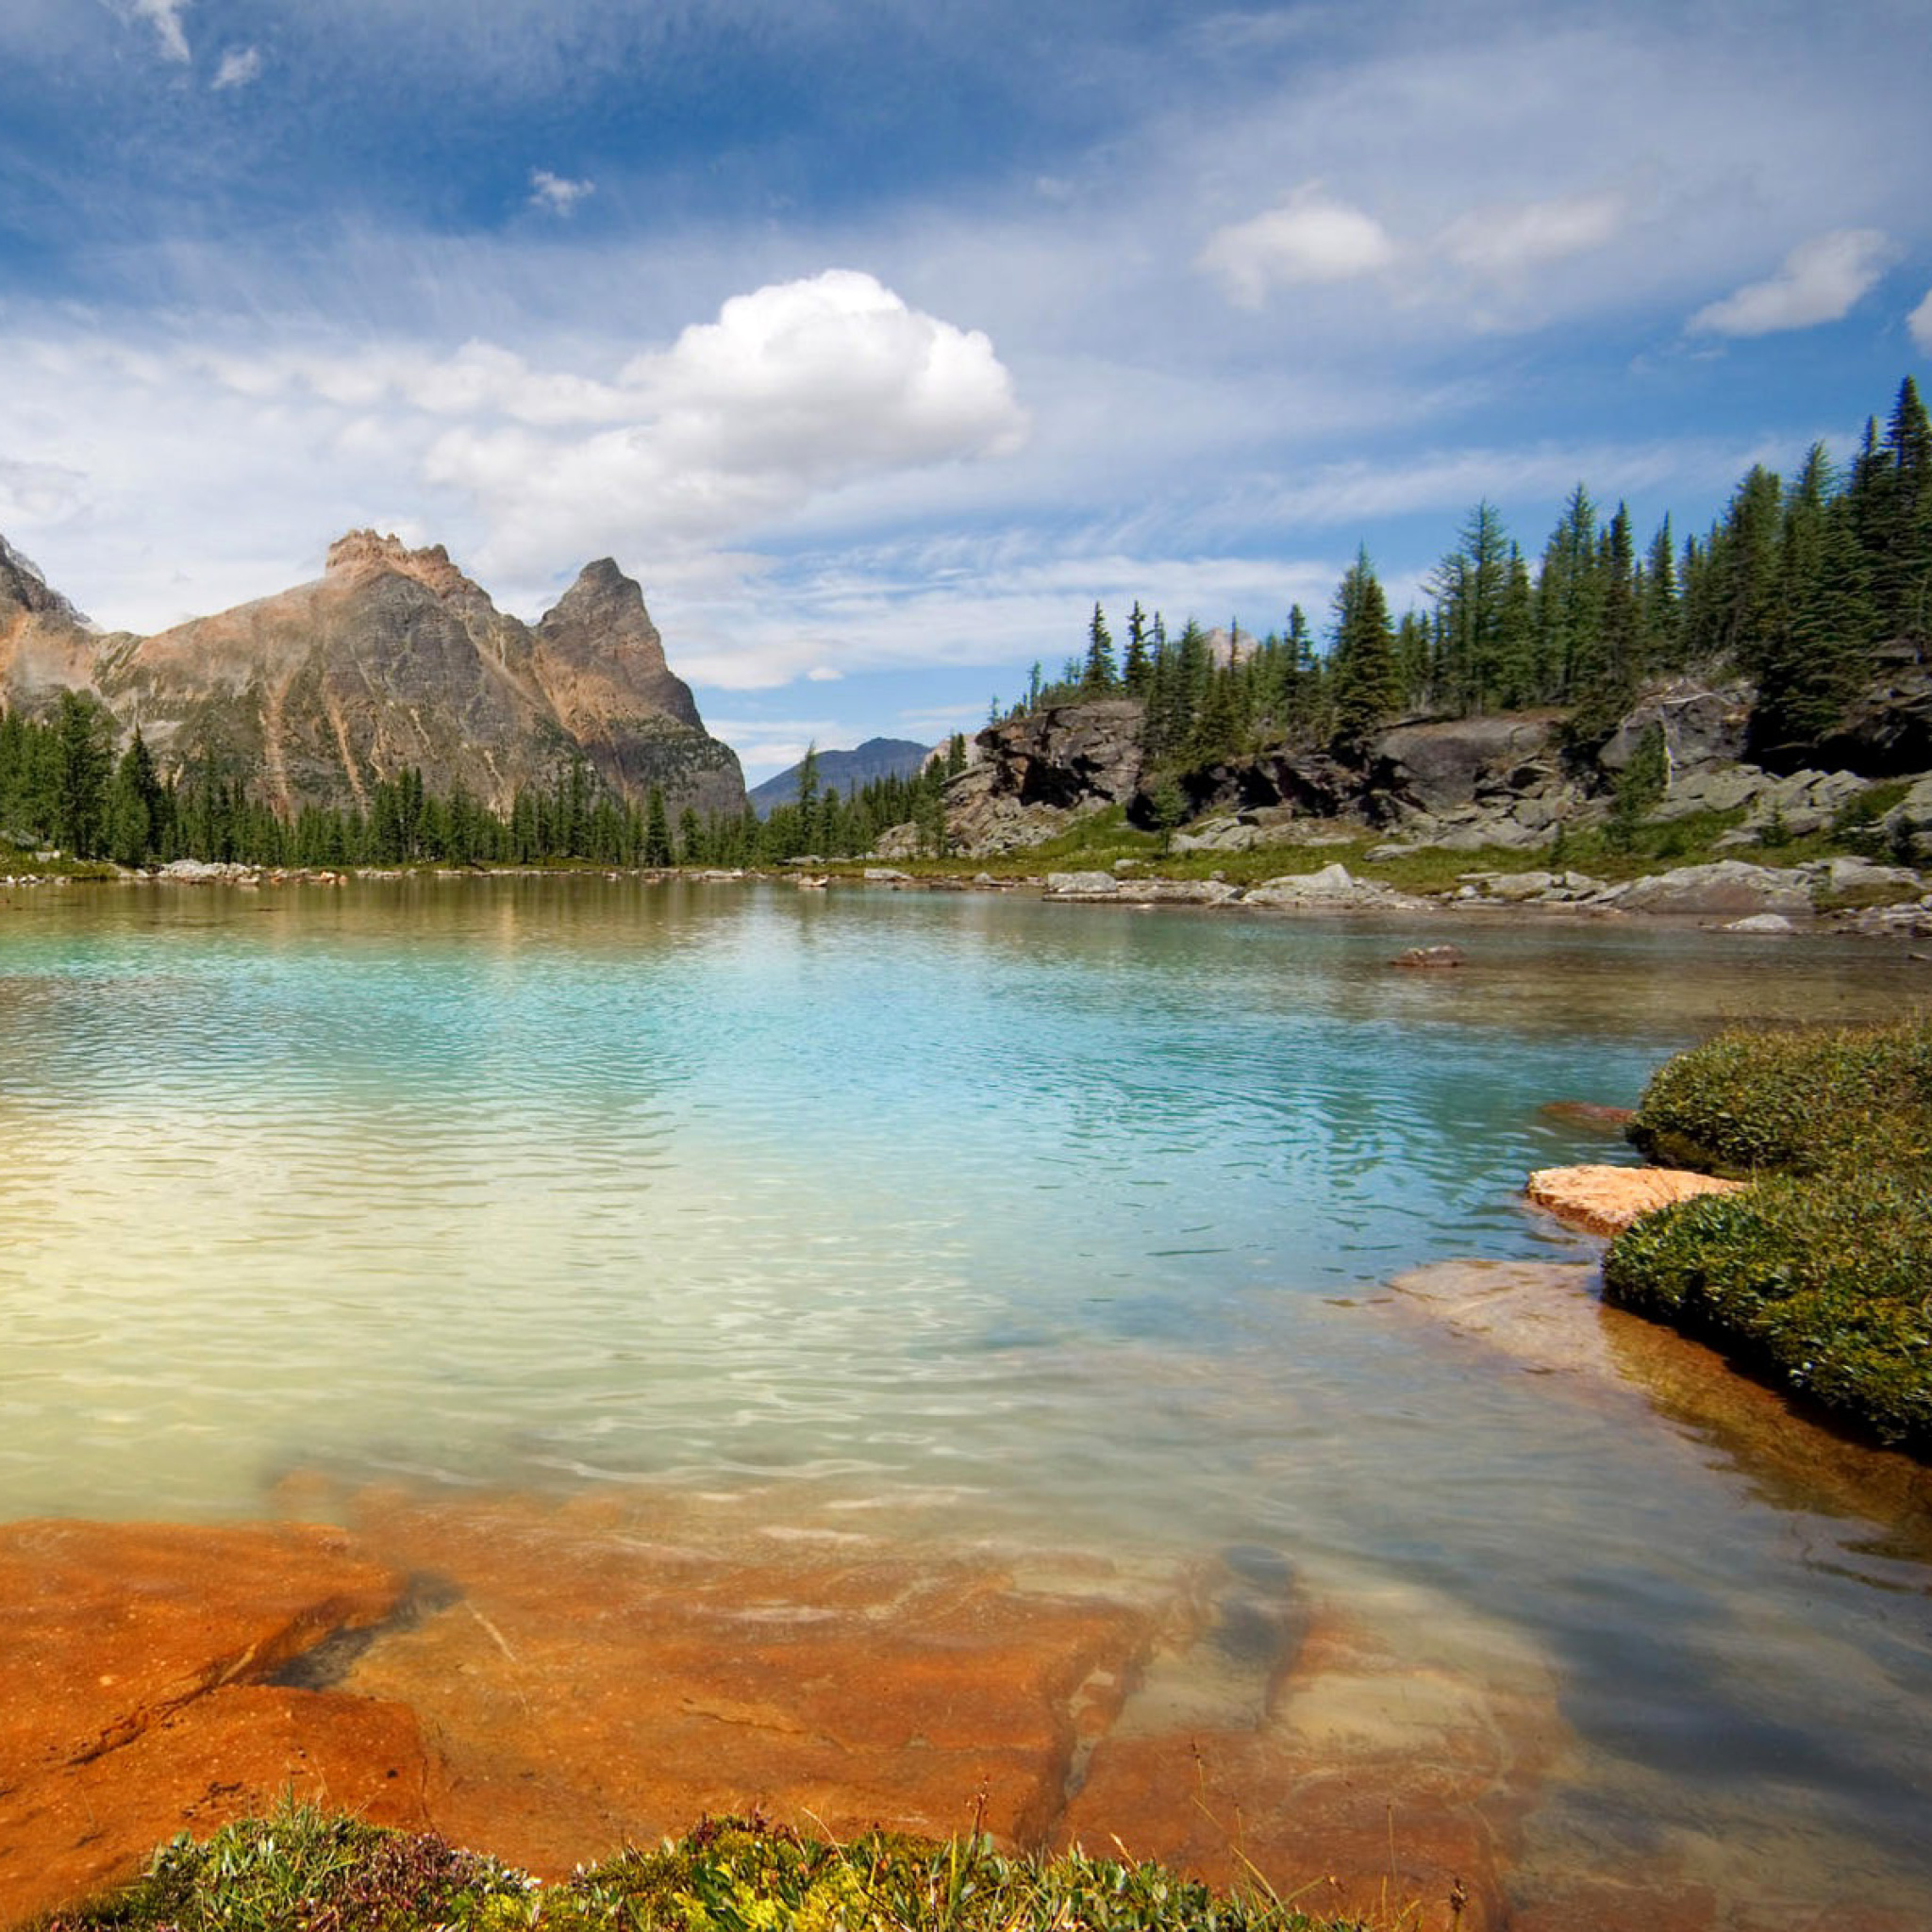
[30,1806,1372,1932]
[1604,1020,1932,1451]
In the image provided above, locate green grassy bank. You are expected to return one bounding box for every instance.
[32,1807,1361,1932]
[1604,1021,1932,1448]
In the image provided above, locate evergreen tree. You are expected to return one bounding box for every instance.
[51,690,113,858]
[1536,486,1603,700]
[1081,603,1119,691]
[1427,500,1512,714]
[1328,549,1401,755]
[643,785,672,865]
[1123,601,1152,695]
[106,727,162,866]
[1640,516,1681,670]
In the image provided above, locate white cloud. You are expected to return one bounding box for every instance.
[1910,287,1932,352]
[425,270,1028,571]
[211,45,262,91]
[1196,184,1395,308]
[121,0,191,63]
[529,169,595,215]
[1440,192,1626,275]
[1690,228,1897,338]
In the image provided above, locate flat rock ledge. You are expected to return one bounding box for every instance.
[1525,1163,1746,1237]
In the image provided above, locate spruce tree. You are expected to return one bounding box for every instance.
[1328,549,1401,755]
[1081,603,1118,691]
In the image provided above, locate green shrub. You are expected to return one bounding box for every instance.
[1624,1022,1932,1177]
[1604,1173,1932,1446]
[1607,1021,1932,1449]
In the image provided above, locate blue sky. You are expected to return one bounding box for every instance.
[3,1,1929,784]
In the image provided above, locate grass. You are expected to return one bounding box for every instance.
[1604,1021,1932,1448]
[32,1804,1369,1932]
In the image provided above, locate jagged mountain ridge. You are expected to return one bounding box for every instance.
[0,530,746,819]
[748,737,932,818]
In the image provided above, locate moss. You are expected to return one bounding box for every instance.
[1605,1022,1932,1449]
[35,1806,1356,1932]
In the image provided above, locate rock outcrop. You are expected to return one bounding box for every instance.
[0,531,745,820]
[938,699,1144,854]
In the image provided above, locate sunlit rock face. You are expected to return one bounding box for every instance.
[0,529,746,820]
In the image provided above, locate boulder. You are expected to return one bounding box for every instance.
[1367,715,1558,815]
[1043,871,1120,898]
[1882,774,1932,863]
[1599,677,1753,775]
[1524,1164,1748,1237]
[1604,860,1813,918]
[1723,912,1796,935]
[1244,864,1424,911]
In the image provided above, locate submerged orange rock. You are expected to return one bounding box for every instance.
[1524,1162,1745,1236]
[0,1519,426,1924]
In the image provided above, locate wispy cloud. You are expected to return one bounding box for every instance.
[528,169,595,215]
[1196,184,1395,308]
[211,46,262,91]
[1690,228,1896,338]
[1909,287,1932,352]
[1439,191,1625,275]
[121,0,191,64]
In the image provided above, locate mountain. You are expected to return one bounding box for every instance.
[748,737,932,818]
[0,530,745,819]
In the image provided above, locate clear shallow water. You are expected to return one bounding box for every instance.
[5,877,1932,1911]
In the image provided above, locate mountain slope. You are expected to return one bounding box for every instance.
[749,737,931,818]
[0,530,745,820]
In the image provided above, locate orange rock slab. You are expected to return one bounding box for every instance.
[1524,1163,1745,1237]
[329,1486,1168,1879]
[0,1519,425,1925]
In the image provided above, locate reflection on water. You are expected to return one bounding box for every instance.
[3,876,1931,1923]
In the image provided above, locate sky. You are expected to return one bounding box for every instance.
[3,2,1929,786]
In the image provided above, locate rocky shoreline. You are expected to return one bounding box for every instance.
[10,849,1932,939]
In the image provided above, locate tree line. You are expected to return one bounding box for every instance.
[1000,374,1932,774]
[0,692,967,870]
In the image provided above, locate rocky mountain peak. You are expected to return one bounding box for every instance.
[324,529,493,608]
[0,533,92,630]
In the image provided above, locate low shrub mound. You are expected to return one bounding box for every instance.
[34,1806,1356,1932]
[1605,1021,1932,1448]
[1624,1021,1932,1177]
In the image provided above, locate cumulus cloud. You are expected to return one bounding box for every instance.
[1910,287,1932,352]
[121,0,191,63]
[425,270,1028,569]
[529,169,595,215]
[211,45,262,90]
[1196,185,1395,308]
[1440,192,1625,275]
[1690,228,1896,338]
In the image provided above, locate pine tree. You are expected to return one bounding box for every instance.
[106,727,161,866]
[1123,601,1152,694]
[51,690,113,858]
[1081,603,1119,692]
[643,786,672,865]
[1328,549,1401,755]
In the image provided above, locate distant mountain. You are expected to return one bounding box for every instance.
[749,737,932,818]
[0,529,746,820]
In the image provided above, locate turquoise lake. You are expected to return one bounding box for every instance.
[4,876,1931,1918]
